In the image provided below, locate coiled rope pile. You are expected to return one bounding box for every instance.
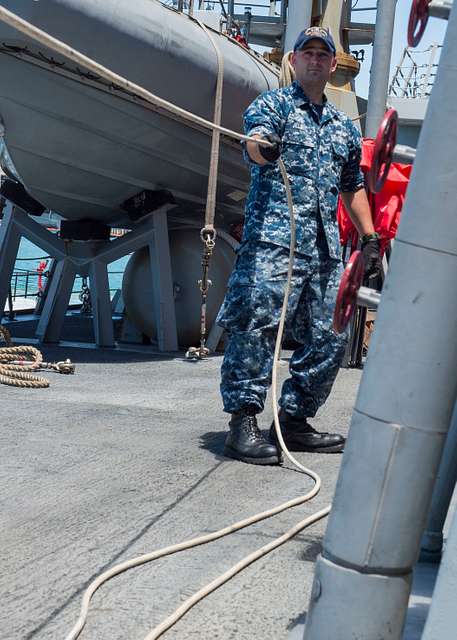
[0,326,50,388]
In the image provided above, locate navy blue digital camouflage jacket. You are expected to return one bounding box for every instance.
[242,80,365,259]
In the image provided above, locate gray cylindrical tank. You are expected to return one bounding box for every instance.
[122,229,236,347]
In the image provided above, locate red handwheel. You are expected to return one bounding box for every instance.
[367,108,398,194]
[333,250,365,334]
[408,0,430,47]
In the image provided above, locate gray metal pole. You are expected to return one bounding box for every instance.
[284,0,313,53]
[321,0,346,53]
[303,5,457,639]
[421,502,457,640]
[365,0,397,137]
[0,203,22,320]
[420,400,457,561]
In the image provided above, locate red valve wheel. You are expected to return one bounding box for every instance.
[408,0,430,47]
[367,108,398,194]
[333,250,365,334]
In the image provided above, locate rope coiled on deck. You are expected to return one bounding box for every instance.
[0,326,49,388]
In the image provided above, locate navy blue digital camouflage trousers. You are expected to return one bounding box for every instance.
[217,240,347,418]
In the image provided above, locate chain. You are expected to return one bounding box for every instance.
[185,228,217,360]
[79,277,92,314]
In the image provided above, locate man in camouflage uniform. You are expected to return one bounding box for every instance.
[217,27,382,465]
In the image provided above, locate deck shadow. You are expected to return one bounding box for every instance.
[199,430,227,460]
[198,428,278,462]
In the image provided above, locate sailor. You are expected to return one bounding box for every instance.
[217,26,382,465]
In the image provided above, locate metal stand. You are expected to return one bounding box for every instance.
[0,203,178,350]
[421,496,457,640]
[343,305,367,368]
[0,202,22,321]
[420,401,457,562]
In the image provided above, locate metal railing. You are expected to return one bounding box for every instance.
[161,0,287,46]
[10,269,42,299]
[9,271,124,299]
[389,44,442,99]
[6,258,124,320]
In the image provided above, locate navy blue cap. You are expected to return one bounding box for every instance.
[293,26,336,55]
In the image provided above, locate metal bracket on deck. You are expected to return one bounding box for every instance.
[0,202,178,351]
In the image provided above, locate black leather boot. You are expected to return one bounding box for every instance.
[270,410,345,453]
[224,410,280,465]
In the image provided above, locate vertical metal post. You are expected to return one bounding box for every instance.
[420,401,457,561]
[402,60,416,98]
[89,260,115,347]
[303,6,457,639]
[321,0,346,52]
[421,42,439,98]
[227,0,235,30]
[243,7,252,41]
[0,203,21,320]
[421,502,457,640]
[148,208,178,352]
[36,259,77,343]
[365,0,398,137]
[7,287,15,321]
[284,0,313,53]
[388,47,407,96]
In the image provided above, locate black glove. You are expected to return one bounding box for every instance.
[258,133,282,163]
[361,234,383,281]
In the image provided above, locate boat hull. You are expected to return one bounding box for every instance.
[0,0,278,226]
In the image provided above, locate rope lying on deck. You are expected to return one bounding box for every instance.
[0,326,50,388]
[0,326,75,387]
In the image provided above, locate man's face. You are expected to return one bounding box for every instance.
[291,40,337,86]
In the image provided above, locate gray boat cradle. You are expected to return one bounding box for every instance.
[0,202,178,350]
[420,404,457,561]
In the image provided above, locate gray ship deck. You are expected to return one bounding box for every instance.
[0,335,441,639]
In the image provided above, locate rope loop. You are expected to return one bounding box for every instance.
[0,325,74,386]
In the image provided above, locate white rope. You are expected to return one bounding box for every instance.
[143,508,330,640]
[0,7,333,639]
[63,158,330,640]
[140,159,330,640]
[194,19,224,232]
[279,51,295,88]
[0,326,49,388]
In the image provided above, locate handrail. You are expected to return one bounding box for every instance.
[8,269,125,300]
